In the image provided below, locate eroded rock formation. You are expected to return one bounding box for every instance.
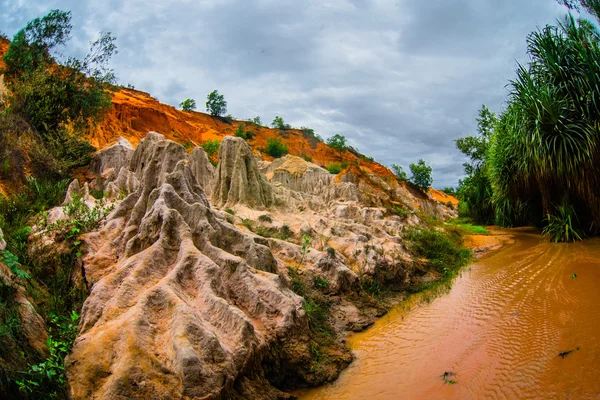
[66,133,322,399]
[50,131,460,399]
[212,137,274,209]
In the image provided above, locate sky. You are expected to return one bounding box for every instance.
[1,0,570,188]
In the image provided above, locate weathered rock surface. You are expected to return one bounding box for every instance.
[67,133,318,399]
[264,155,333,195]
[89,137,134,176]
[54,132,459,399]
[212,136,274,209]
[188,146,215,196]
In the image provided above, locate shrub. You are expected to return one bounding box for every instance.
[258,214,273,223]
[250,116,263,126]
[300,152,312,162]
[442,187,457,196]
[179,98,196,111]
[326,162,348,175]
[201,139,220,159]
[205,90,227,116]
[301,127,315,136]
[265,138,288,158]
[362,154,374,162]
[326,163,342,174]
[391,205,409,219]
[235,123,252,140]
[326,247,336,258]
[542,203,584,242]
[16,311,79,398]
[404,227,472,278]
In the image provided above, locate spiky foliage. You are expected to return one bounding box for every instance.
[488,15,600,236]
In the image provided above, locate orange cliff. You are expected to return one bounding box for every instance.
[91,88,395,176]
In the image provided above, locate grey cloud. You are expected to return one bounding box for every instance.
[1,0,570,187]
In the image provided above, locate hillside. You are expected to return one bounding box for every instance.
[90,88,393,174]
[89,87,455,204]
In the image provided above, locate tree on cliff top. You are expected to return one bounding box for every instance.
[327,134,348,157]
[2,9,117,136]
[180,98,196,111]
[271,116,291,130]
[410,159,433,189]
[206,90,227,116]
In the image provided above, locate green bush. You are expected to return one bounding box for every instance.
[326,163,342,174]
[258,214,273,223]
[300,152,312,162]
[201,139,220,160]
[265,138,288,158]
[326,162,348,175]
[391,164,408,181]
[542,203,584,242]
[391,205,409,219]
[404,227,472,278]
[234,123,253,140]
[301,127,315,136]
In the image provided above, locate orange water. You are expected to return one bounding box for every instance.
[298,230,600,399]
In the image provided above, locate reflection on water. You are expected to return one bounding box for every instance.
[299,229,600,399]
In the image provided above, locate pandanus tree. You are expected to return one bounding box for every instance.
[489,15,600,238]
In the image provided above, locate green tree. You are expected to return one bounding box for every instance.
[455,105,497,223]
[179,98,196,111]
[205,90,227,116]
[409,159,433,189]
[251,116,262,126]
[391,164,408,181]
[326,134,347,155]
[271,116,291,129]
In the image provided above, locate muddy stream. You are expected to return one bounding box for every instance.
[298,229,600,399]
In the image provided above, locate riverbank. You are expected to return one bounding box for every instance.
[464,227,516,259]
[298,229,600,399]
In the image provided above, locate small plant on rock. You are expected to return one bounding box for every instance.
[258,214,273,223]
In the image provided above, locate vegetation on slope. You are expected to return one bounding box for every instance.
[0,9,117,398]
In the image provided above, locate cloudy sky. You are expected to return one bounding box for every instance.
[2,0,570,187]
